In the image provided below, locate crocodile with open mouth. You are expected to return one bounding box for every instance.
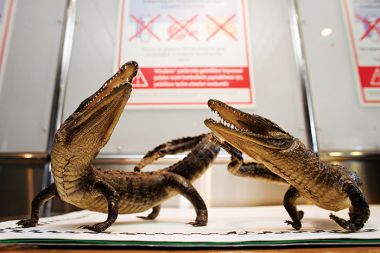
[204,99,370,232]
[17,61,219,232]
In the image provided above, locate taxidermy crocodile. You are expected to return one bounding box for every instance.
[17,61,220,232]
[204,99,370,232]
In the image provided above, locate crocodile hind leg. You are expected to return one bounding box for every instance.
[134,133,207,220]
[134,133,207,172]
[17,183,59,228]
[329,183,370,231]
[137,205,161,220]
[162,172,207,226]
[283,185,304,230]
[79,181,120,232]
[220,140,287,183]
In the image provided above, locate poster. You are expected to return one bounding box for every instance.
[115,0,254,108]
[343,0,380,105]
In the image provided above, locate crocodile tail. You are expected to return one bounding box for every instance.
[167,133,220,181]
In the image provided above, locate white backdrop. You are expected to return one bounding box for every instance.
[63,0,307,154]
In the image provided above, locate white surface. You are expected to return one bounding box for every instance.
[1,205,379,245]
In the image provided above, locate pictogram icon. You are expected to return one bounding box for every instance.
[206,14,237,41]
[129,14,161,41]
[356,14,380,41]
[167,15,198,41]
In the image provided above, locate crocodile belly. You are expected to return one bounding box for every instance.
[118,190,173,214]
[301,186,351,212]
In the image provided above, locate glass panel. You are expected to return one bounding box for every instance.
[299,0,380,151]
[0,0,66,152]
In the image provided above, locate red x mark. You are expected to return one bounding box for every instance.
[206,14,237,41]
[167,15,198,40]
[129,14,161,41]
[356,14,380,41]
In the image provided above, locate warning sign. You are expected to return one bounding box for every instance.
[132,70,149,88]
[370,68,380,86]
[343,0,380,105]
[115,0,253,108]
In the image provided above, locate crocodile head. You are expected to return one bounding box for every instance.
[53,61,138,160]
[204,99,295,163]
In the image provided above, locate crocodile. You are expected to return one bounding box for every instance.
[204,99,370,232]
[17,61,220,232]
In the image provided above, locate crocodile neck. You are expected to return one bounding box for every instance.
[50,142,95,201]
[47,61,137,201]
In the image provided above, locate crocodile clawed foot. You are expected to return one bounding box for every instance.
[298,210,304,220]
[137,215,155,220]
[79,223,109,233]
[329,213,362,232]
[187,220,207,227]
[17,219,38,228]
[285,220,302,230]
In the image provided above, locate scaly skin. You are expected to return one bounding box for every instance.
[204,99,370,232]
[17,61,220,232]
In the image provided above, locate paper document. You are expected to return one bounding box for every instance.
[1,205,379,247]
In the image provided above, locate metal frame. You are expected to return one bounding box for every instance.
[288,0,319,154]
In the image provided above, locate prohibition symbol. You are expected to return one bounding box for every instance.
[356,14,380,41]
[370,68,380,86]
[206,14,237,41]
[129,14,161,41]
[167,15,198,40]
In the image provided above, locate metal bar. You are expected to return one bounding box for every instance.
[0,152,46,164]
[288,0,319,154]
[94,153,234,165]
[1,150,380,164]
[41,0,77,216]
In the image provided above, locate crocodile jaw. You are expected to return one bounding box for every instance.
[53,61,138,159]
[204,99,295,161]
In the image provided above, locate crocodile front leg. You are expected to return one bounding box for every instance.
[162,172,208,226]
[134,134,206,172]
[134,133,207,220]
[219,140,286,183]
[283,185,304,230]
[329,183,370,232]
[17,183,59,228]
[79,181,120,232]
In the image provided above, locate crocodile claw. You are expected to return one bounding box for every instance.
[79,223,108,233]
[137,215,155,220]
[17,219,38,228]
[285,220,302,230]
[298,210,304,220]
[187,220,207,227]
[329,213,363,232]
